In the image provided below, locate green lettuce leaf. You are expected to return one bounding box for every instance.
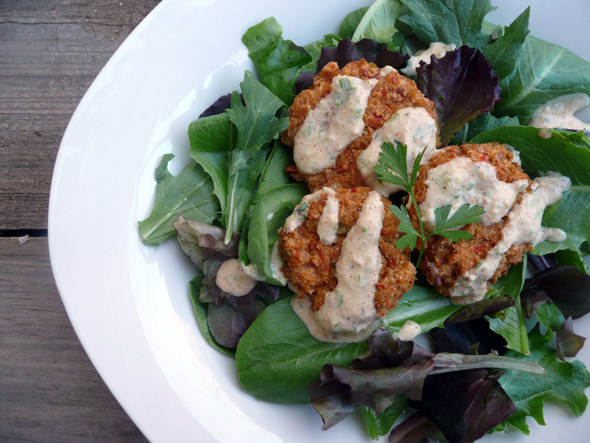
[361,398,408,440]
[485,260,530,355]
[493,36,590,122]
[450,113,520,145]
[398,0,495,49]
[242,17,312,104]
[339,7,369,39]
[500,325,590,434]
[138,154,219,245]
[351,0,404,46]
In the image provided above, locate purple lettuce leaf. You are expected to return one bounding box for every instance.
[308,329,541,432]
[410,369,516,443]
[522,265,590,320]
[556,317,586,360]
[295,38,409,93]
[416,45,501,145]
[430,318,508,356]
[388,411,439,443]
[445,294,515,324]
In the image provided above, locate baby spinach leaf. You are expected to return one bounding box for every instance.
[235,298,368,404]
[481,7,530,82]
[242,18,312,104]
[361,397,408,440]
[188,113,235,210]
[383,284,462,334]
[500,325,590,433]
[351,0,404,46]
[245,183,308,285]
[485,260,530,356]
[250,142,294,205]
[398,0,496,49]
[493,35,590,122]
[450,112,520,145]
[339,7,369,39]
[139,155,219,245]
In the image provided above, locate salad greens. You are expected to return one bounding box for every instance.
[139,0,590,441]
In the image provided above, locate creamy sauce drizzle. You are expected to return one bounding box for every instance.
[283,188,329,234]
[529,93,590,132]
[317,190,339,245]
[294,75,378,174]
[215,258,258,297]
[401,42,457,76]
[397,320,422,341]
[291,191,385,343]
[450,172,571,304]
[421,157,529,230]
[357,107,438,196]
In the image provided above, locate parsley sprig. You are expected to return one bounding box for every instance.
[375,141,485,267]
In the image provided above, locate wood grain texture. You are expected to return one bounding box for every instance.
[0,237,147,441]
[0,1,160,441]
[0,0,161,229]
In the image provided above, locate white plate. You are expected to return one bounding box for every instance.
[48,0,590,442]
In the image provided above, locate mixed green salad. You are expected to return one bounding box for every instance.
[139,0,590,441]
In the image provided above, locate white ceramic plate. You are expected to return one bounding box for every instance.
[48,1,590,442]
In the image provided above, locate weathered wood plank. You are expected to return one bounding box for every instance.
[0,237,147,441]
[0,0,161,229]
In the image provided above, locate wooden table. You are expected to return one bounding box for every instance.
[1,1,161,440]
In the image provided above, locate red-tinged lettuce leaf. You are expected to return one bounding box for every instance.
[522,266,590,320]
[296,38,409,92]
[411,369,516,443]
[308,329,542,431]
[500,325,590,433]
[416,45,501,145]
[388,411,440,443]
[556,317,586,360]
[430,318,508,356]
[445,294,515,324]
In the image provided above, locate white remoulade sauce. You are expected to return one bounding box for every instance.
[401,42,457,76]
[529,93,590,132]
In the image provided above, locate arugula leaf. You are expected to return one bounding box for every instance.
[361,397,408,440]
[188,113,235,210]
[485,260,530,355]
[222,72,289,242]
[500,325,590,433]
[481,7,530,81]
[351,0,405,47]
[430,204,484,240]
[226,72,289,151]
[242,18,312,104]
[398,0,496,49]
[493,36,590,122]
[139,155,219,245]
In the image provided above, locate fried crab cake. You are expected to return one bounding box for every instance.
[410,143,570,304]
[281,59,439,194]
[279,186,416,342]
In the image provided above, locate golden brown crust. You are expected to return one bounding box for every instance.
[410,143,532,297]
[279,187,416,316]
[282,59,439,192]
